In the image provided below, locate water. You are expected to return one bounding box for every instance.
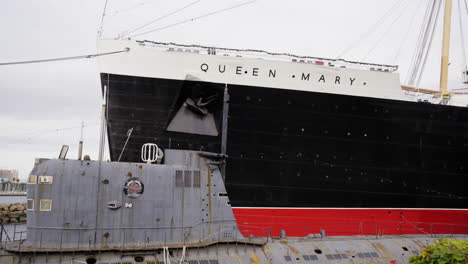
[0,196,26,204]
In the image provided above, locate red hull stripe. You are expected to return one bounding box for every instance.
[232,208,468,237]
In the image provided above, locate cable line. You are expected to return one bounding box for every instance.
[121,0,201,38]
[458,0,467,66]
[107,0,152,17]
[392,0,425,64]
[336,0,404,59]
[362,0,412,61]
[0,48,129,66]
[406,0,442,86]
[97,0,109,39]
[129,0,257,38]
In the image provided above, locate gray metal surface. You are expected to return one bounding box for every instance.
[20,150,245,250]
[1,235,466,263]
[1,149,467,263]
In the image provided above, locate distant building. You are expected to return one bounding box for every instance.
[0,169,19,183]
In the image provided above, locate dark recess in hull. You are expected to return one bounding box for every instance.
[101,73,468,209]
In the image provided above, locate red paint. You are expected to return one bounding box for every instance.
[232,208,468,237]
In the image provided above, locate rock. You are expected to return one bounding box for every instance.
[15,204,25,211]
[0,216,9,223]
[0,204,9,211]
[10,204,24,212]
[19,216,27,222]
[0,211,8,216]
[9,218,19,223]
[9,204,18,211]
[8,212,21,218]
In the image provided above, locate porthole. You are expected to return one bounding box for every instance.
[85,256,97,264]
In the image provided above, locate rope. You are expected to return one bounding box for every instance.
[392,0,425,64]
[414,0,441,87]
[406,0,441,86]
[107,0,151,17]
[120,0,201,38]
[97,0,109,39]
[465,0,468,17]
[400,214,430,235]
[458,0,467,67]
[405,0,434,84]
[336,0,404,59]
[129,0,257,38]
[0,48,129,66]
[362,0,412,61]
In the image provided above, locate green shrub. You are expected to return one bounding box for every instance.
[409,238,467,264]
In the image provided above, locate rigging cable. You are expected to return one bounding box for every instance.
[97,0,109,39]
[107,0,152,17]
[0,48,129,66]
[336,0,405,59]
[458,0,467,67]
[392,0,426,64]
[405,0,441,86]
[465,0,468,17]
[414,0,442,87]
[120,0,201,38]
[362,0,412,61]
[129,0,257,38]
[405,0,433,85]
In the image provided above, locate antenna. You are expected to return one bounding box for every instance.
[78,121,84,160]
[117,127,133,162]
[97,0,109,39]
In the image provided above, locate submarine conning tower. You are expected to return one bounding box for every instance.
[23,149,251,251]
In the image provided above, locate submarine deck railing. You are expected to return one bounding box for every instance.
[0,221,467,253]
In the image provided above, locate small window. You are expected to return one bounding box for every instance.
[38,176,53,184]
[175,170,183,187]
[193,171,201,187]
[39,199,52,211]
[27,199,34,210]
[184,171,192,187]
[28,175,37,184]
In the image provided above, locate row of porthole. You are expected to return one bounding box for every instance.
[237,152,464,169]
[240,97,458,119]
[285,251,380,262]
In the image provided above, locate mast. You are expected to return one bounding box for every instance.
[78,121,84,160]
[439,0,452,97]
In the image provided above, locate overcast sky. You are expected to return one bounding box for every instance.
[1,0,467,180]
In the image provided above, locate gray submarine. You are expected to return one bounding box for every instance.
[0,142,465,263]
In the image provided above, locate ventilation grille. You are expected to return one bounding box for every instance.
[325,254,348,260]
[193,171,201,187]
[184,171,192,187]
[303,255,319,261]
[191,260,218,264]
[175,170,201,188]
[357,252,379,258]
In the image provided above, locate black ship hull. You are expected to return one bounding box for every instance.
[101,73,468,235]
